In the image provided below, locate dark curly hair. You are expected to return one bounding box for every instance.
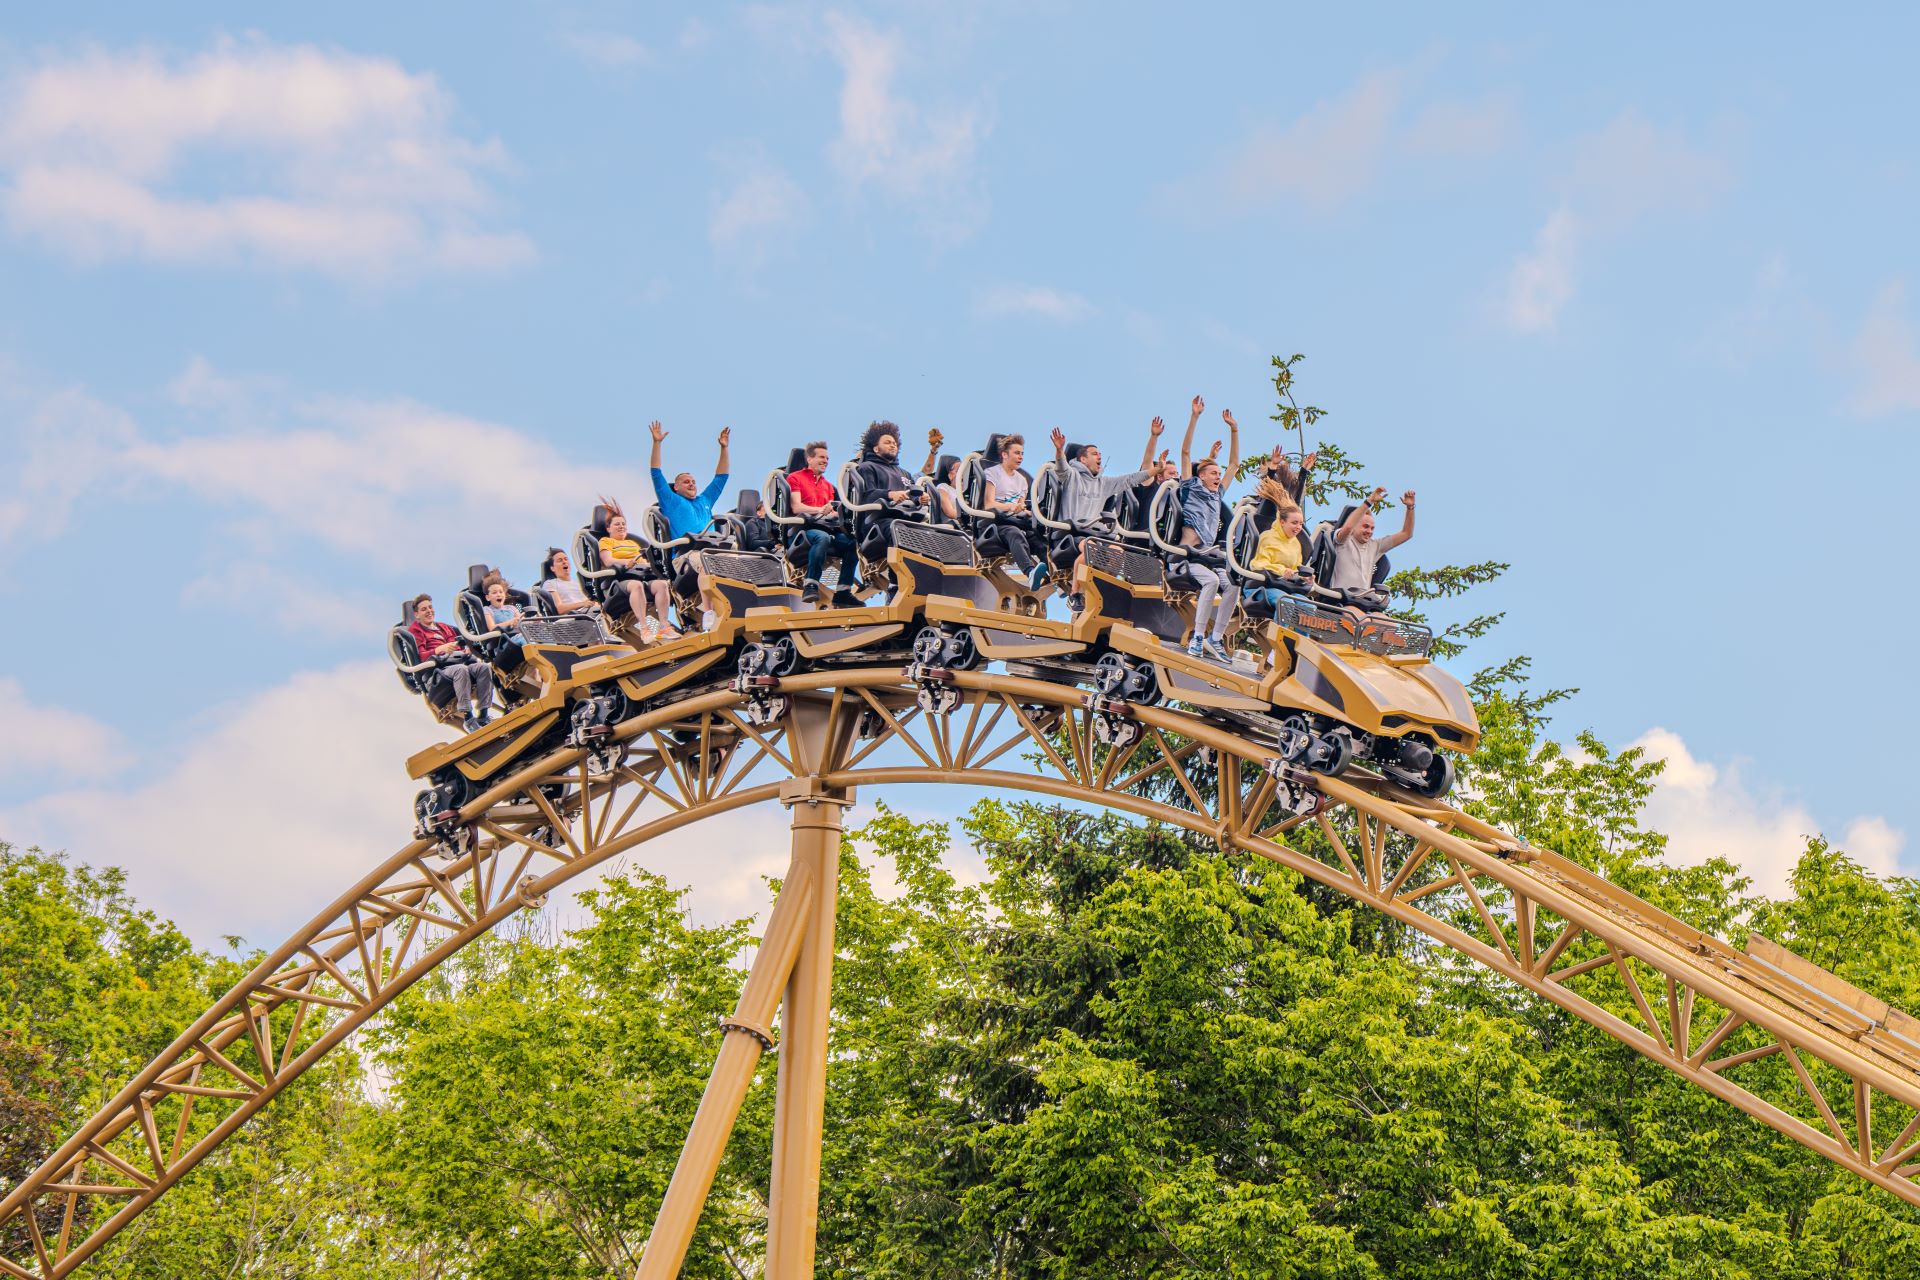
[861,420,900,455]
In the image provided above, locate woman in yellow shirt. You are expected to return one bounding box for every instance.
[1248,499,1312,611]
[597,506,678,643]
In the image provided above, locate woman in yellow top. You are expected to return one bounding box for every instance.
[1247,498,1312,611]
[597,505,678,643]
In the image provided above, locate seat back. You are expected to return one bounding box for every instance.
[389,603,451,704]
[954,452,996,525]
[572,525,613,604]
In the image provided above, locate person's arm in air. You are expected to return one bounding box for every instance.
[1141,416,1164,469]
[706,426,731,500]
[1336,487,1386,543]
[1179,395,1202,476]
[1221,409,1242,478]
[648,421,668,498]
[919,428,944,477]
[1378,490,1416,552]
[1051,426,1068,468]
[1294,450,1317,503]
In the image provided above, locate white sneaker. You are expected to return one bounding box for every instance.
[1185,635,1204,657]
[702,608,718,632]
[641,616,659,644]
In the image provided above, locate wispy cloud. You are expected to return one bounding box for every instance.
[0,359,648,585]
[1180,66,1515,218]
[0,36,534,278]
[824,11,988,240]
[708,151,807,273]
[973,283,1095,323]
[1502,206,1579,333]
[1848,280,1920,417]
[1500,113,1728,332]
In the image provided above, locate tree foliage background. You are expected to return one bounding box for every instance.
[6,357,1919,1277]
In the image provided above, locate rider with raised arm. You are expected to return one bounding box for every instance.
[1330,487,1415,595]
[786,441,861,605]
[1050,416,1163,611]
[649,420,731,631]
[851,421,927,562]
[1176,452,1239,661]
[1253,442,1317,532]
[1178,394,1241,483]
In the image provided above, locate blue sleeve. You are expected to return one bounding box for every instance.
[702,472,728,506]
[650,467,669,500]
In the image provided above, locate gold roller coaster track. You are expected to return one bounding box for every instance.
[4,669,1919,1278]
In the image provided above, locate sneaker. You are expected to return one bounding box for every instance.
[702,608,718,632]
[1186,635,1205,657]
[832,589,860,609]
[801,579,821,604]
[462,714,481,733]
[1028,562,1048,590]
[477,707,492,726]
[641,616,660,644]
[1067,592,1086,615]
[1201,637,1229,662]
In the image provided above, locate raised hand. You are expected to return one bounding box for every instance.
[1302,451,1318,470]
[1402,489,1416,506]
[649,420,666,443]
[1149,415,1165,437]
[929,427,944,448]
[1222,408,1238,430]
[1050,426,1067,451]
[1206,439,1222,460]
[717,426,731,446]
[1367,486,1388,507]
[1190,395,1204,418]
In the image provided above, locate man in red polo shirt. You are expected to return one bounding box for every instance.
[785,441,860,605]
[406,594,494,732]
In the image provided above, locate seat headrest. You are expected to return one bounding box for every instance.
[467,564,491,591]
[591,504,613,534]
[787,447,808,473]
[400,600,417,624]
[735,488,762,517]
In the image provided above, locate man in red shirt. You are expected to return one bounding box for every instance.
[785,441,860,605]
[406,595,495,732]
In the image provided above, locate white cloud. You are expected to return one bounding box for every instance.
[708,154,807,272]
[973,283,1095,323]
[1848,280,1920,417]
[824,11,987,238]
[556,31,652,68]
[0,679,129,780]
[0,360,648,575]
[1632,727,1904,896]
[1500,113,1726,334]
[1502,206,1579,332]
[0,38,533,277]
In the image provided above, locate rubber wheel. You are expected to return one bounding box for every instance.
[948,628,979,671]
[1416,753,1455,799]
[1313,729,1356,776]
[768,637,801,677]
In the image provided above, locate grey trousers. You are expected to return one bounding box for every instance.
[440,658,494,708]
[1188,564,1240,640]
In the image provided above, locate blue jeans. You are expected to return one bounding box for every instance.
[1251,587,1286,611]
[801,528,858,585]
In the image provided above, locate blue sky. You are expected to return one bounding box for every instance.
[3,3,1917,945]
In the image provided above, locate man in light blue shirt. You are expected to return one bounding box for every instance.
[649,420,731,537]
[649,420,732,632]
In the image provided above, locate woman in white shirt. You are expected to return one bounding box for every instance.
[980,434,1042,584]
[539,547,595,615]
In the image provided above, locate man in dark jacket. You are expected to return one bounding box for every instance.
[851,421,926,561]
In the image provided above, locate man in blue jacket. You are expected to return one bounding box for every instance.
[649,420,731,630]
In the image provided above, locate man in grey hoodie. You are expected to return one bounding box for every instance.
[1047,419,1166,612]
